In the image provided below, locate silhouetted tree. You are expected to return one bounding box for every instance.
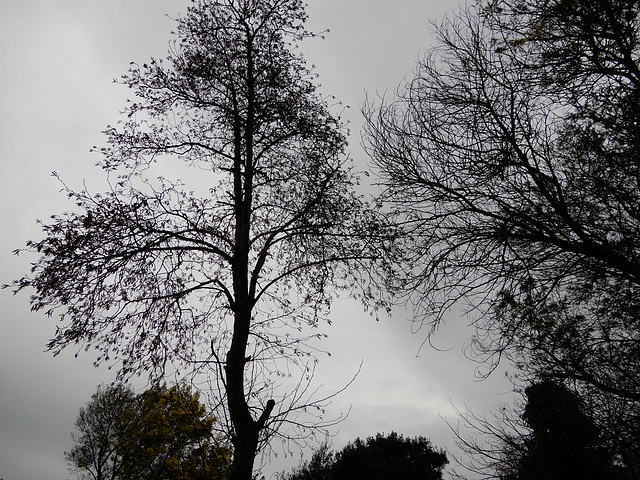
[66,383,230,480]
[284,442,334,480]
[447,381,633,480]
[364,0,640,466]
[514,381,613,480]
[285,432,447,480]
[66,384,135,480]
[10,2,393,479]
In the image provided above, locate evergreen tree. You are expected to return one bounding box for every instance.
[285,433,447,480]
[513,381,613,480]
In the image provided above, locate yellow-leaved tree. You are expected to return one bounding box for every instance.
[66,383,230,480]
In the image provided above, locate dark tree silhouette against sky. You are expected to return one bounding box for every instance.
[9,1,393,479]
[365,0,640,475]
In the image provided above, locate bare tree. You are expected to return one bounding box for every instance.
[9,1,393,479]
[66,385,135,480]
[445,401,529,480]
[364,0,640,471]
[364,0,640,399]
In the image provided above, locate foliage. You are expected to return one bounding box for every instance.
[9,1,394,478]
[66,383,230,480]
[364,0,640,469]
[283,442,334,480]
[513,381,612,480]
[449,380,632,480]
[284,432,447,480]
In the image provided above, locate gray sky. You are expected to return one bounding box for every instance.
[0,1,516,479]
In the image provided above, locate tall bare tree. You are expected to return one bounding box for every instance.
[10,1,392,479]
[364,0,640,471]
[365,0,640,396]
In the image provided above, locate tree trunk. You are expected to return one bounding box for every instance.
[225,298,275,480]
[225,280,253,478]
[226,305,276,480]
[226,35,264,480]
[229,425,259,480]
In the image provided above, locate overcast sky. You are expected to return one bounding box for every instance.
[0,2,516,479]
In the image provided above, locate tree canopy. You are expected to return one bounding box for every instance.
[66,383,230,480]
[450,380,630,480]
[284,432,447,480]
[10,1,394,479]
[512,381,616,480]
